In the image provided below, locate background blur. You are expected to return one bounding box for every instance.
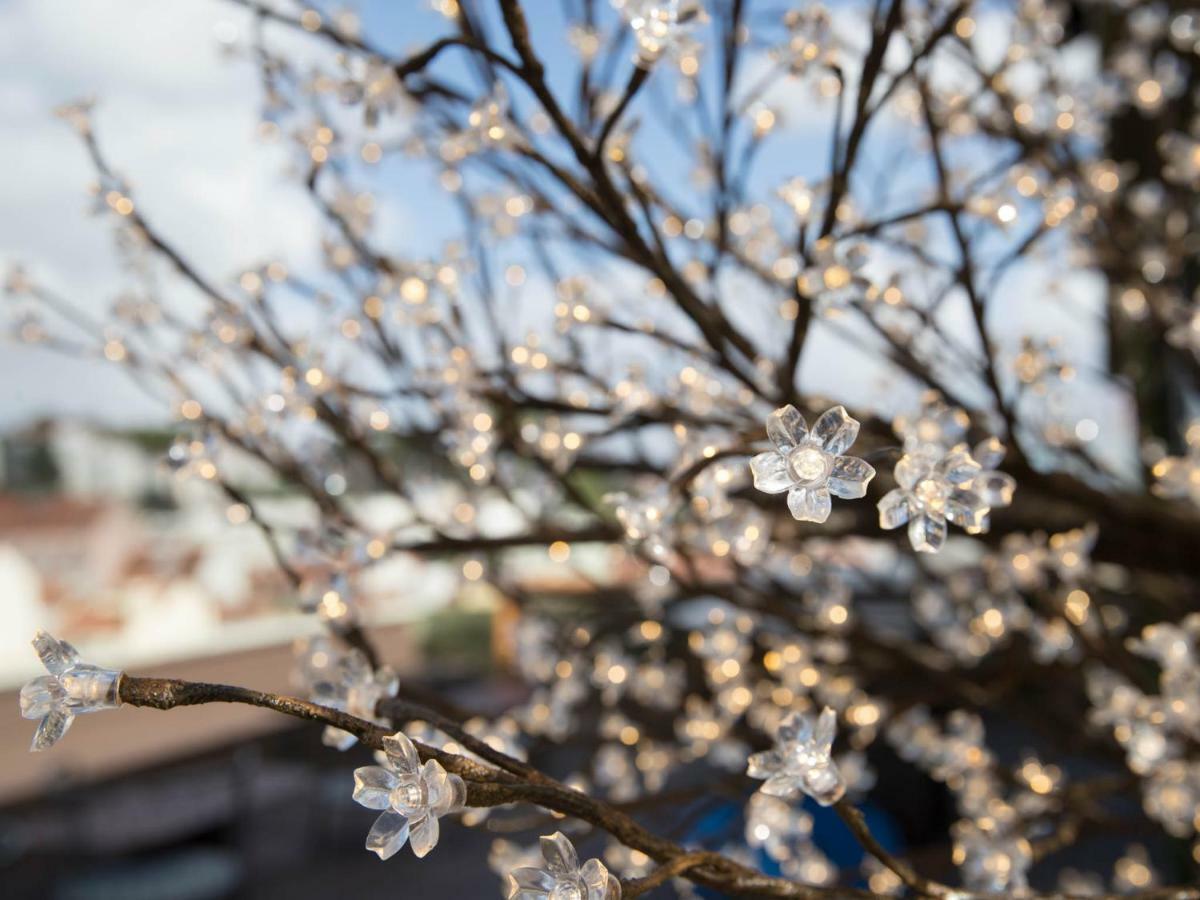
[0,2,518,896]
[0,1,1159,897]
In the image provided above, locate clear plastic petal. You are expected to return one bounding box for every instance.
[973,436,1006,470]
[541,831,580,877]
[580,857,616,900]
[777,711,810,744]
[747,749,783,779]
[760,772,800,798]
[505,868,557,898]
[341,648,373,682]
[750,451,793,494]
[814,707,837,754]
[945,489,990,531]
[935,445,981,485]
[32,630,78,677]
[323,725,357,751]
[353,765,398,810]
[877,489,910,529]
[382,731,421,774]
[409,812,440,858]
[976,470,1016,508]
[31,707,72,751]
[812,405,860,456]
[766,404,808,452]
[893,452,926,490]
[788,486,832,523]
[828,456,875,499]
[365,810,410,860]
[19,676,64,720]
[908,513,947,553]
[376,666,400,696]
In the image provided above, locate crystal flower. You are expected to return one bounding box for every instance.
[1152,439,1200,507]
[19,631,122,751]
[303,641,398,751]
[952,821,1032,894]
[877,445,988,553]
[969,437,1017,525]
[605,486,674,559]
[352,731,466,860]
[747,706,845,806]
[615,0,702,65]
[745,792,815,862]
[894,394,1015,528]
[796,238,870,313]
[750,405,875,523]
[503,831,621,900]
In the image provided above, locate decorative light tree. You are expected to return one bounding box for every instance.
[11,0,1200,896]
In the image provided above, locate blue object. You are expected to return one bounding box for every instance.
[685,795,903,898]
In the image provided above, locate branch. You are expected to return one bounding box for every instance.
[115,674,1200,900]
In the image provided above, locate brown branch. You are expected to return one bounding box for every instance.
[116,674,1199,900]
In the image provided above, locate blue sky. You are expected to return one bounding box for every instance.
[0,0,1128,465]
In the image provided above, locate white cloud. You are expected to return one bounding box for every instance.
[0,0,324,427]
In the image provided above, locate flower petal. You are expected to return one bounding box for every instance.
[894,452,926,490]
[908,513,947,553]
[33,631,78,677]
[581,857,616,900]
[828,456,875,499]
[750,451,793,494]
[341,649,373,682]
[788,486,832,523]
[814,707,837,754]
[375,667,400,696]
[935,445,980,485]
[747,749,783,779]
[382,731,421,774]
[409,812,440,858]
[353,765,398,810]
[31,708,72,752]
[877,489,910,529]
[812,406,860,456]
[976,470,1016,508]
[19,676,64,720]
[540,831,579,877]
[973,436,1006,471]
[323,726,357,751]
[945,489,989,531]
[777,711,811,744]
[766,405,808,452]
[760,772,800,798]
[365,810,410,860]
[505,867,557,898]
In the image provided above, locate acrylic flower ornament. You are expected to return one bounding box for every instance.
[616,0,702,64]
[952,821,1032,894]
[877,446,988,553]
[309,644,398,751]
[503,831,621,900]
[894,394,1016,529]
[750,405,875,523]
[352,731,466,860]
[605,486,674,559]
[747,706,845,806]
[19,631,122,751]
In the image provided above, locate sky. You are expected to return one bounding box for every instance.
[0,0,1130,460]
[0,0,370,427]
